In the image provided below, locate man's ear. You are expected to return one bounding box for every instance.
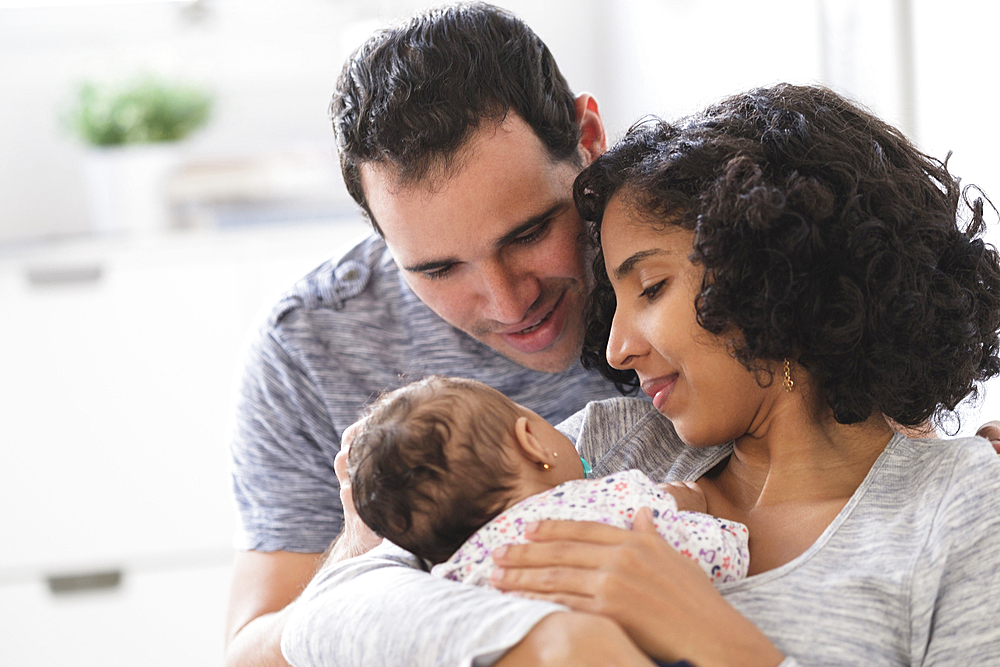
[513,416,547,464]
[574,93,607,165]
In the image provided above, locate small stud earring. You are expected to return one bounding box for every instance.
[783,358,794,393]
[553,452,558,458]
[542,463,550,470]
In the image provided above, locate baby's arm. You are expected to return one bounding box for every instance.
[658,480,707,513]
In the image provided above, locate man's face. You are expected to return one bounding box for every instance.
[361,115,591,373]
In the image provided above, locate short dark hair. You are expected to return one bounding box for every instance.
[331,2,582,233]
[348,376,521,564]
[576,83,1000,428]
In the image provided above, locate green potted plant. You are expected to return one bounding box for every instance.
[65,74,213,234]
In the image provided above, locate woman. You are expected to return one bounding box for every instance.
[491,84,1000,665]
[282,85,1000,667]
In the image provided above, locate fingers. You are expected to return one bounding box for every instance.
[975,420,1000,454]
[491,564,602,597]
[335,419,367,484]
[633,507,658,533]
[522,519,637,545]
[493,539,611,570]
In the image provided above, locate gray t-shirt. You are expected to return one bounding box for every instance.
[281,398,1000,666]
[229,233,619,553]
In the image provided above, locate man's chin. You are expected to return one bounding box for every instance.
[482,333,584,374]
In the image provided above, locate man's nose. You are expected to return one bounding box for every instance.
[479,260,540,325]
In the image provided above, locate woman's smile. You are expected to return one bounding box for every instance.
[641,374,677,412]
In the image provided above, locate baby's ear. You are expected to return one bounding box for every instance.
[513,416,545,464]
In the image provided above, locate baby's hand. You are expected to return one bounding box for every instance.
[659,480,708,514]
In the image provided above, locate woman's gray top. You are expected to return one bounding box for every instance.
[282,397,1000,666]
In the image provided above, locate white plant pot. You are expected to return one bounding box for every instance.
[82,143,184,234]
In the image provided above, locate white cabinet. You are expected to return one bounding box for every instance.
[0,219,370,664]
[0,563,233,666]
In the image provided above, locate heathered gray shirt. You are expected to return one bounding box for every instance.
[229,234,619,553]
[282,398,1000,666]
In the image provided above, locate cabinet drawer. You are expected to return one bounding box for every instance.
[0,560,232,667]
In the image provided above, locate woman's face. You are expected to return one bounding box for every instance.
[601,196,778,447]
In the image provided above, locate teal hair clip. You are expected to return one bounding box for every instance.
[580,457,593,476]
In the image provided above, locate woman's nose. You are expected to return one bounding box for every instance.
[606,306,644,370]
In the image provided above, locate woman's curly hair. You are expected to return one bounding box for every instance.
[576,83,1000,428]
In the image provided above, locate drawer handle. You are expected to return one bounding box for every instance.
[46,569,122,595]
[26,265,103,287]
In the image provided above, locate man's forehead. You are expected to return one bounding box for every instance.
[359,114,572,199]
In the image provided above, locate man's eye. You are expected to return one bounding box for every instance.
[423,265,455,280]
[640,280,666,300]
[512,221,551,246]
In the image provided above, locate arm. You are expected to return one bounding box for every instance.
[491,511,783,667]
[226,324,375,665]
[224,550,323,667]
[915,445,1000,663]
[281,541,568,667]
[495,612,657,667]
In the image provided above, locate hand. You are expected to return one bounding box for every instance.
[490,509,783,667]
[658,480,708,514]
[975,420,1000,454]
[329,420,383,563]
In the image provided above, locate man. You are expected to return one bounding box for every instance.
[223,4,619,665]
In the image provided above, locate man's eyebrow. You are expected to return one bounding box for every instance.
[613,249,669,280]
[402,203,568,273]
[495,203,566,248]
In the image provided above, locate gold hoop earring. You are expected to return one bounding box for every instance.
[783,359,794,393]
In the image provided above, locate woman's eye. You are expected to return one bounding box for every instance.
[640,280,666,300]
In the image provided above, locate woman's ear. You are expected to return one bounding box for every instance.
[574,93,607,165]
[513,416,547,464]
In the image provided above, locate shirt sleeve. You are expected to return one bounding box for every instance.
[910,441,1000,664]
[229,322,344,553]
[281,541,566,667]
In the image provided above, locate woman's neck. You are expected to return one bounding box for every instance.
[720,397,895,512]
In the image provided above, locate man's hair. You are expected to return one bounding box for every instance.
[330,2,582,233]
[348,376,521,564]
[576,83,1000,429]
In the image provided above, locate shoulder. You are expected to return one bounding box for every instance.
[908,434,1000,521]
[864,434,1000,549]
[568,398,728,483]
[886,433,1000,503]
[266,233,395,327]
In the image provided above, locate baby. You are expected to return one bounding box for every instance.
[348,376,749,587]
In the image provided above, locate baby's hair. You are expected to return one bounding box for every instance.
[348,376,522,564]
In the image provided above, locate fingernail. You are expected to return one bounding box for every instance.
[492,545,508,560]
[490,567,505,583]
[525,521,539,536]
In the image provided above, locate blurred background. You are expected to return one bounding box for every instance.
[0,0,996,664]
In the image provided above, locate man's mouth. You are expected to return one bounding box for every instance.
[495,290,569,354]
[513,302,557,335]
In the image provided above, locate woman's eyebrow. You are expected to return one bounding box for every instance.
[613,249,669,280]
